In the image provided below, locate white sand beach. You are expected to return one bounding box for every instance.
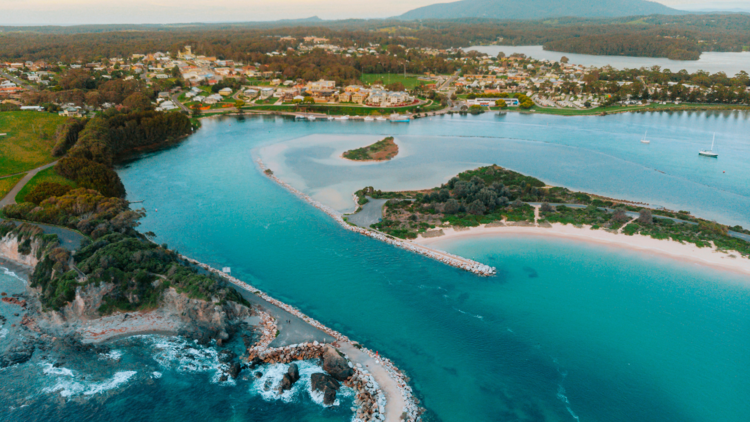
[414,223,750,277]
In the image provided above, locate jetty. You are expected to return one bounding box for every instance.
[257,160,496,276]
[180,255,421,422]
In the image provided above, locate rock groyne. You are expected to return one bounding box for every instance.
[257,160,496,277]
[181,255,422,422]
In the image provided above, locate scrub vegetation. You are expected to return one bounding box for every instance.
[343,137,398,161]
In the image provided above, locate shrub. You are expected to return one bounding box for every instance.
[444,199,460,214]
[24,182,73,205]
[638,209,653,225]
[56,157,125,198]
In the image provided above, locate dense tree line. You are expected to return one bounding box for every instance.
[2,14,749,63]
[5,188,248,312]
[543,33,701,60]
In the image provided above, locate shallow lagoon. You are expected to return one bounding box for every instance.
[259,111,750,227]
[110,113,750,422]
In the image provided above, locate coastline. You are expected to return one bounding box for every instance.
[0,227,421,422]
[257,159,496,276]
[414,223,750,277]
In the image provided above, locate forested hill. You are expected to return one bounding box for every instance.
[399,0,681,20]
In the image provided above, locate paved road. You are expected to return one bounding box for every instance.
[170,90,190,112]
[347,197,388,227]
[0,217,85,251]
[0,70,34,91]
[0,161,58,208]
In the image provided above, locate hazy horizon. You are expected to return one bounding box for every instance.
[1,0,748,26]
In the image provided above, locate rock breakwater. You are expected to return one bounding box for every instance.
[257,160,495,277]
[180,256,423,421]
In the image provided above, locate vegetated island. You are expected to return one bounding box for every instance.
[352,165,750,274]
[342,137,398,161]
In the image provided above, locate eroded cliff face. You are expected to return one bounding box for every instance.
[34,282,255,343]
[161,287,254,341]
[0,233,44,267]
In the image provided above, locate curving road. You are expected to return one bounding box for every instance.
[0,161,58,208]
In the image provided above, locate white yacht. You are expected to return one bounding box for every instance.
[699,134,718,158]
[307,115,316,121]
[364,116,375,121]
[376,116,387,121]
[335,115,349,120]
[640,131,650,144]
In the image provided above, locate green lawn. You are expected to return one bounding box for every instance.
[0,174,24,200]
[0,111,66,176]
[360,74,427,89]
[255,97,279,105]
[15,166,76,203]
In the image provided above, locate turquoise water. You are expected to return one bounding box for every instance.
[0,268,354,422]
[109,113,750,422]
[4,112,750,422]
[257,112,750,226]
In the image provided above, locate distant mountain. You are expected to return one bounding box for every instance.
[399,0,682,20]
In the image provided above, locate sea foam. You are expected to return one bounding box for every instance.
[250,360,353,408]
[42,370,137,398]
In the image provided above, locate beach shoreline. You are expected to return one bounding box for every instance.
[414,223,750,277]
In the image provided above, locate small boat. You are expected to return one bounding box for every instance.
[699,134,718,157]
[364,116,375,121]
[376,116,387,121]
[294,115,305,120]
[389,113,410,122]
[640,131,650,144]
[327,116,334,121]
[335,115,349,121]
[307,115,316,121]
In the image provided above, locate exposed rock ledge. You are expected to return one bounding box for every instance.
[36,283,255,344]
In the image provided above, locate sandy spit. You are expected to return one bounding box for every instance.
[414,223,750,277]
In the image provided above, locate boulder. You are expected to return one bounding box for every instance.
[288,363,300,383]
[228,361,241,379]
[311,372,341,405]
[323,387,337,405]
[322,346,353,381]
[278,373,294,392]
[311,372,340,391]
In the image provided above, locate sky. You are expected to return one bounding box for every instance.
[1,0,748,26]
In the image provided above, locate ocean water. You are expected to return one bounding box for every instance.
[0,294,355,422]
[99,113,750,422]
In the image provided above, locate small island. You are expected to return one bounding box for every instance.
[343,137,398,161]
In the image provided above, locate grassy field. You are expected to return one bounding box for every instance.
[360,74,427,89]
[15,166,76,203]
[0,174,24,200]
[0,111,66,176]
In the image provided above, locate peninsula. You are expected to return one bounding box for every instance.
[343,137,399,161]
[347,165,750,275]
[0,190,421,421]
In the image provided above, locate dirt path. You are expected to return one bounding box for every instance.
[339,342,407,422]
[0,161,58,207]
